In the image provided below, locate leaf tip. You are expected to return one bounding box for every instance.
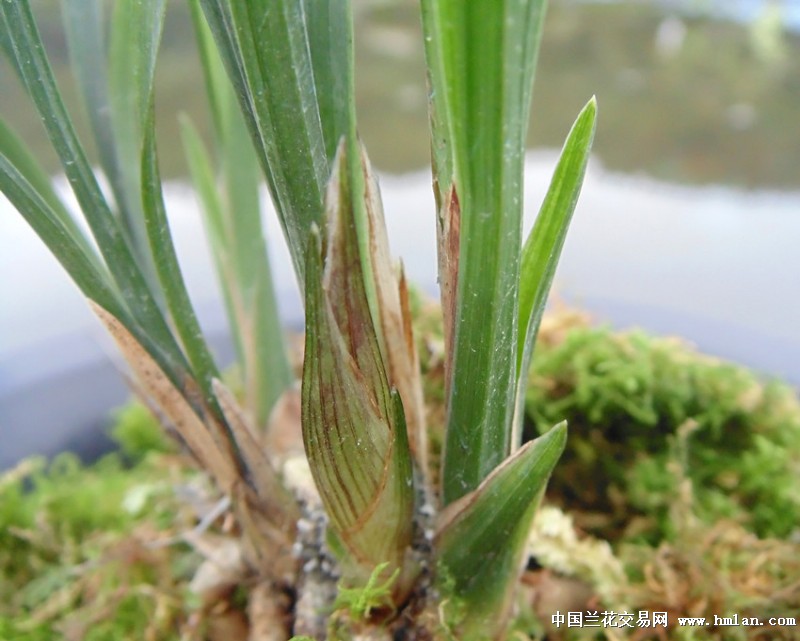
[542,420,568,452]
[583,95,598,123]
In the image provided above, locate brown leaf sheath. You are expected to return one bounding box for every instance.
[436,184,460,401]
[91,302,297,577]
[361,145,428,475]
[90,302,239,493]
[301,144,416,596]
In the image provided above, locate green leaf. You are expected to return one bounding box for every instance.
[61,0,121,225]
[301,144,416,599]
[302,0,355,164]
[179,115,291,426]
[0,0,186,380]
[0,152,123,324]
[187,0,230,141]
[140,105,221,410]
[185,2,292,425]
[420,0,549,504]
[0,8,19,79]
[196,0,355,287]
[514,98,597,443]
[64,0,167,291]
[435,422,567,640]
[179,118,227,258]
[197,0,325,283]
[220,102,292,427]
[107,0,167,264]
[0,116,99,269]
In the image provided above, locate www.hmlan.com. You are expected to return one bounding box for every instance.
[678,615,797,627]
[550,611,798,629]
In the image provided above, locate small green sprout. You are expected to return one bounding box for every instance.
[333,562,400,621]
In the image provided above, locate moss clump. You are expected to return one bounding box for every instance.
[111,401,174,463]
[3,308,800,640]
[412,305,800,639]
[526,325,800,542]
[0,408,202,641]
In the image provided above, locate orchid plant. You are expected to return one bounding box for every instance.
[0,0,596,638]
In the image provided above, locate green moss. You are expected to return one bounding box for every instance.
[111,401,174,462]
[526,325,800,541]
[333,562,400,621]
[0,407,196,640]
[0,618,52,641]
[3,318,799,638]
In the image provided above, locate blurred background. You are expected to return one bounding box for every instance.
[2,0,799,466]
[4,0,800,185]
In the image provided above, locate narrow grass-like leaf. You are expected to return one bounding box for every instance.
[178,119,245,396]
[180,114,292,425]
[179,114,254,417]
[0,117,99,268]
[140,106,221,409]
[221,102,291,424]
[196,0,357,288]
[0,152,122,323]
[420,0,548,504]
[198,0,327,283]
[0,8,19,78]
[517,98,597,370]
[0,0,186,380]
[302,0,354,164]
[62,0,163,294]
[187,0,230,141]
[513,98,597,444]
[0,151,194,390]
[0,119,65,221]
[435,422,567,640]
[178,117,229,267]
[192,1,259,166]
[301,146,416,598]
[186,2,292,425]
[107,0,167,273]
[61,0,123,226]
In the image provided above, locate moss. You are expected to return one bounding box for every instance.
[413,306,800,639]
[3,311,799,639]
[332,561,400,624]
[111,401,174,463]
[0,412,198,640]
[525,325,800,542]
[0,618,51,641]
